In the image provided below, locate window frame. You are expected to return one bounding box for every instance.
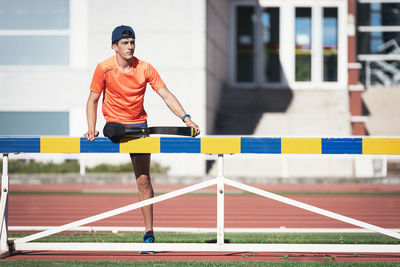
[230,0,347,90]
[356,1,400,87]
[0,0,88,69]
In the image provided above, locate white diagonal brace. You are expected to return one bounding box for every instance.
[224,178,400,240]
[15,178,218,244]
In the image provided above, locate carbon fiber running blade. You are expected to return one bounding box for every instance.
[148,127,194,137]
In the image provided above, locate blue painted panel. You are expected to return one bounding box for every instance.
[80,137,120,153]
[161,137,200,153]
[241,137,281,154]
[322,138,362,154]
[0,137,41,153]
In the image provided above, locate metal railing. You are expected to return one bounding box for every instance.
[358,39,400,87]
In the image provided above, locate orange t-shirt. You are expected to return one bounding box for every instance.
[90,56,165,124]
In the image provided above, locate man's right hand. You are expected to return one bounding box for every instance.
[84,130,99,141]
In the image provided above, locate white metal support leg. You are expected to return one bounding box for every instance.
[0,154,10,256]
[216,154,225,245]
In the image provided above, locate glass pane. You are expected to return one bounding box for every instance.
[262,7,280,83]
[371,3,382,26]
[0,0,69,29]
[236,6,255,83]
[382,3,400,26]
[357,3,400,26]
[323,8,338,81]
[0,36,69,65]
[295,8,312,81]
[0,112,69,135]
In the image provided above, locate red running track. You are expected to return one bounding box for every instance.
[7,185,400,229]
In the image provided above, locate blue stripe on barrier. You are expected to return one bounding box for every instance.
[160,137,201,153]
[0,137,41,153]
[322,138,362,154]
[241,137,281,153]
[80,137,120,153]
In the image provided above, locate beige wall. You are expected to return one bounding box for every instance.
[255,90,351,136]
[206,0,230,134]
[363,87,400,136]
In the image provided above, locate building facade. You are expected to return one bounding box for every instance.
[0,0,399,179]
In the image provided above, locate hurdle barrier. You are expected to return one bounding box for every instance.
[1,136,400,255]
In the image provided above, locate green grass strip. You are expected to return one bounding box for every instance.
[0,260,399,266]
[8,232,400,244]
[5,233,400,266]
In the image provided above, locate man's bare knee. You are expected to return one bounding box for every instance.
[136,174,152,190]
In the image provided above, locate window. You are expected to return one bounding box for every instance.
[262,8,280,83]
[357,2,400,87]
[232,2,345,89]
[357,3,400,54]
[0,0,70,65]
[235,6,255,83]
[323,8,338,81]
[357,2,400,54]
[295,8,312,82]
[233,5,281,85]
[0,111,69,135]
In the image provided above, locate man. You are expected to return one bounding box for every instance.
[84,25,200,251]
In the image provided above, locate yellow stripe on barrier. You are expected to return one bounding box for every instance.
[363,138,400,155]
[40,137,80,153]
[282,138,322,154]
[120,137,160,153]
[201,137,241,154]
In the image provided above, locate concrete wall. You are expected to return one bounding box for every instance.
[363,86,400,136]
[205,0,230,134]
[255,90,351,136]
